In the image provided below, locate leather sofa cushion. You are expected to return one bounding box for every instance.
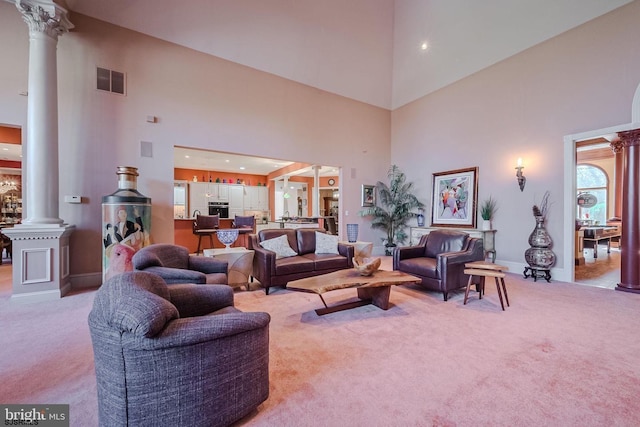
[397,257,438,279]
[302,253,350,270]
[424,231,468,258]
[275,256,315,275]
[296,228,323,255]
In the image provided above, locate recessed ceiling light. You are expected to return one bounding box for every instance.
[225,159,230,163]
[2,148,8,151]
[239,166,245,170]
[184,155,190,158]
[420,42,428,51]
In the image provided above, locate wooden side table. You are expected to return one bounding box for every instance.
[203,247,254,290]
[463,261,510,311]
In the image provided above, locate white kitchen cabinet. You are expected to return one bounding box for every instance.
[216,183,229,201]
[229,185,244,209]
[243,186,268,211]
[243,186,255,210]
[257,186,268,211]
[256,223,279,233]
[189,182,210,217]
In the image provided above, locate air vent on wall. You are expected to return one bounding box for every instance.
[97,67,126,95]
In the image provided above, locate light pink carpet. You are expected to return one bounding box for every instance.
[1,259,640,426]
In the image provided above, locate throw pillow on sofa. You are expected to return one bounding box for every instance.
[260,235,298,259]
[315,231,339,254]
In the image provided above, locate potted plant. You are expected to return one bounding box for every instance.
[480,196,498,230]
[359,165,425,255]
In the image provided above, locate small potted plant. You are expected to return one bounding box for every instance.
[480,196,497,230]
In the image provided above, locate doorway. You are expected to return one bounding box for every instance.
[0,124,23,268]
[564,129,628,287]
[573,142,620,289]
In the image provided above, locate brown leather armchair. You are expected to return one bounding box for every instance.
[393,229,484,301]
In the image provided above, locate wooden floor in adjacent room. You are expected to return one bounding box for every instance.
[574,243,620,290]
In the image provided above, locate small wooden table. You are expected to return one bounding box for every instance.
[464,261,510,311]
[287,269,420,315]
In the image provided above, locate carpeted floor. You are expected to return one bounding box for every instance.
[1,257,640,426]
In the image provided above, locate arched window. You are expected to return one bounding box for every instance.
[576,164,608,225]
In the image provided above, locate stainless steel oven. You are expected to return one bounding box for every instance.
[208,202,229,218]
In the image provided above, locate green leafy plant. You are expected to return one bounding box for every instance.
[480,196,498,221]
[359,165,425,254]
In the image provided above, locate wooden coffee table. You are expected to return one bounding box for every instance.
[287,269,421,315]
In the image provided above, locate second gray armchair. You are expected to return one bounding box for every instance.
[132,243,228,284]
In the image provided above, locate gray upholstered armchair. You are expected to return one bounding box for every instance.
[393,229,484,301]
[132,243,228,284]
[88,271,270,427]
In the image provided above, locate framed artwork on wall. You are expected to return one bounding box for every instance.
[431,167,478,228]
[361,184,375,207]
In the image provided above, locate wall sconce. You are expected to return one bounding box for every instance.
[515,158,526,191]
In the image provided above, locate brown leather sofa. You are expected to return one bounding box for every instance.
[393,229,484,301]
[248,228,354,294]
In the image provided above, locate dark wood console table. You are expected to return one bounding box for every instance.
[581,226,620,259]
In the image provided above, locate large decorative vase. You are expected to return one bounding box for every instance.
[217,228,239,249]
[524,215,556,269]
[346,223,359,243]
[102,166,151,281]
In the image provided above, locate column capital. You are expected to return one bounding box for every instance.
[14,0,74,39]
[610,140,625,154]
[617,129,640,148]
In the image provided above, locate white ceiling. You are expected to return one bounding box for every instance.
[64,0,633,110]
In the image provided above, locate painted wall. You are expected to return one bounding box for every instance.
[391,1,640,279]
[0,7,390,283]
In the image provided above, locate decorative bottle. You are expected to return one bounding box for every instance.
[102,166,151,281]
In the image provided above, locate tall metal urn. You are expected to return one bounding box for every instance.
[102,166,151,281]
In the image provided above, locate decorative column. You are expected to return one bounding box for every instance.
[615,129,640,293]
[610,140,624,219]
[3,0,75,302]
[312,165,321,217]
